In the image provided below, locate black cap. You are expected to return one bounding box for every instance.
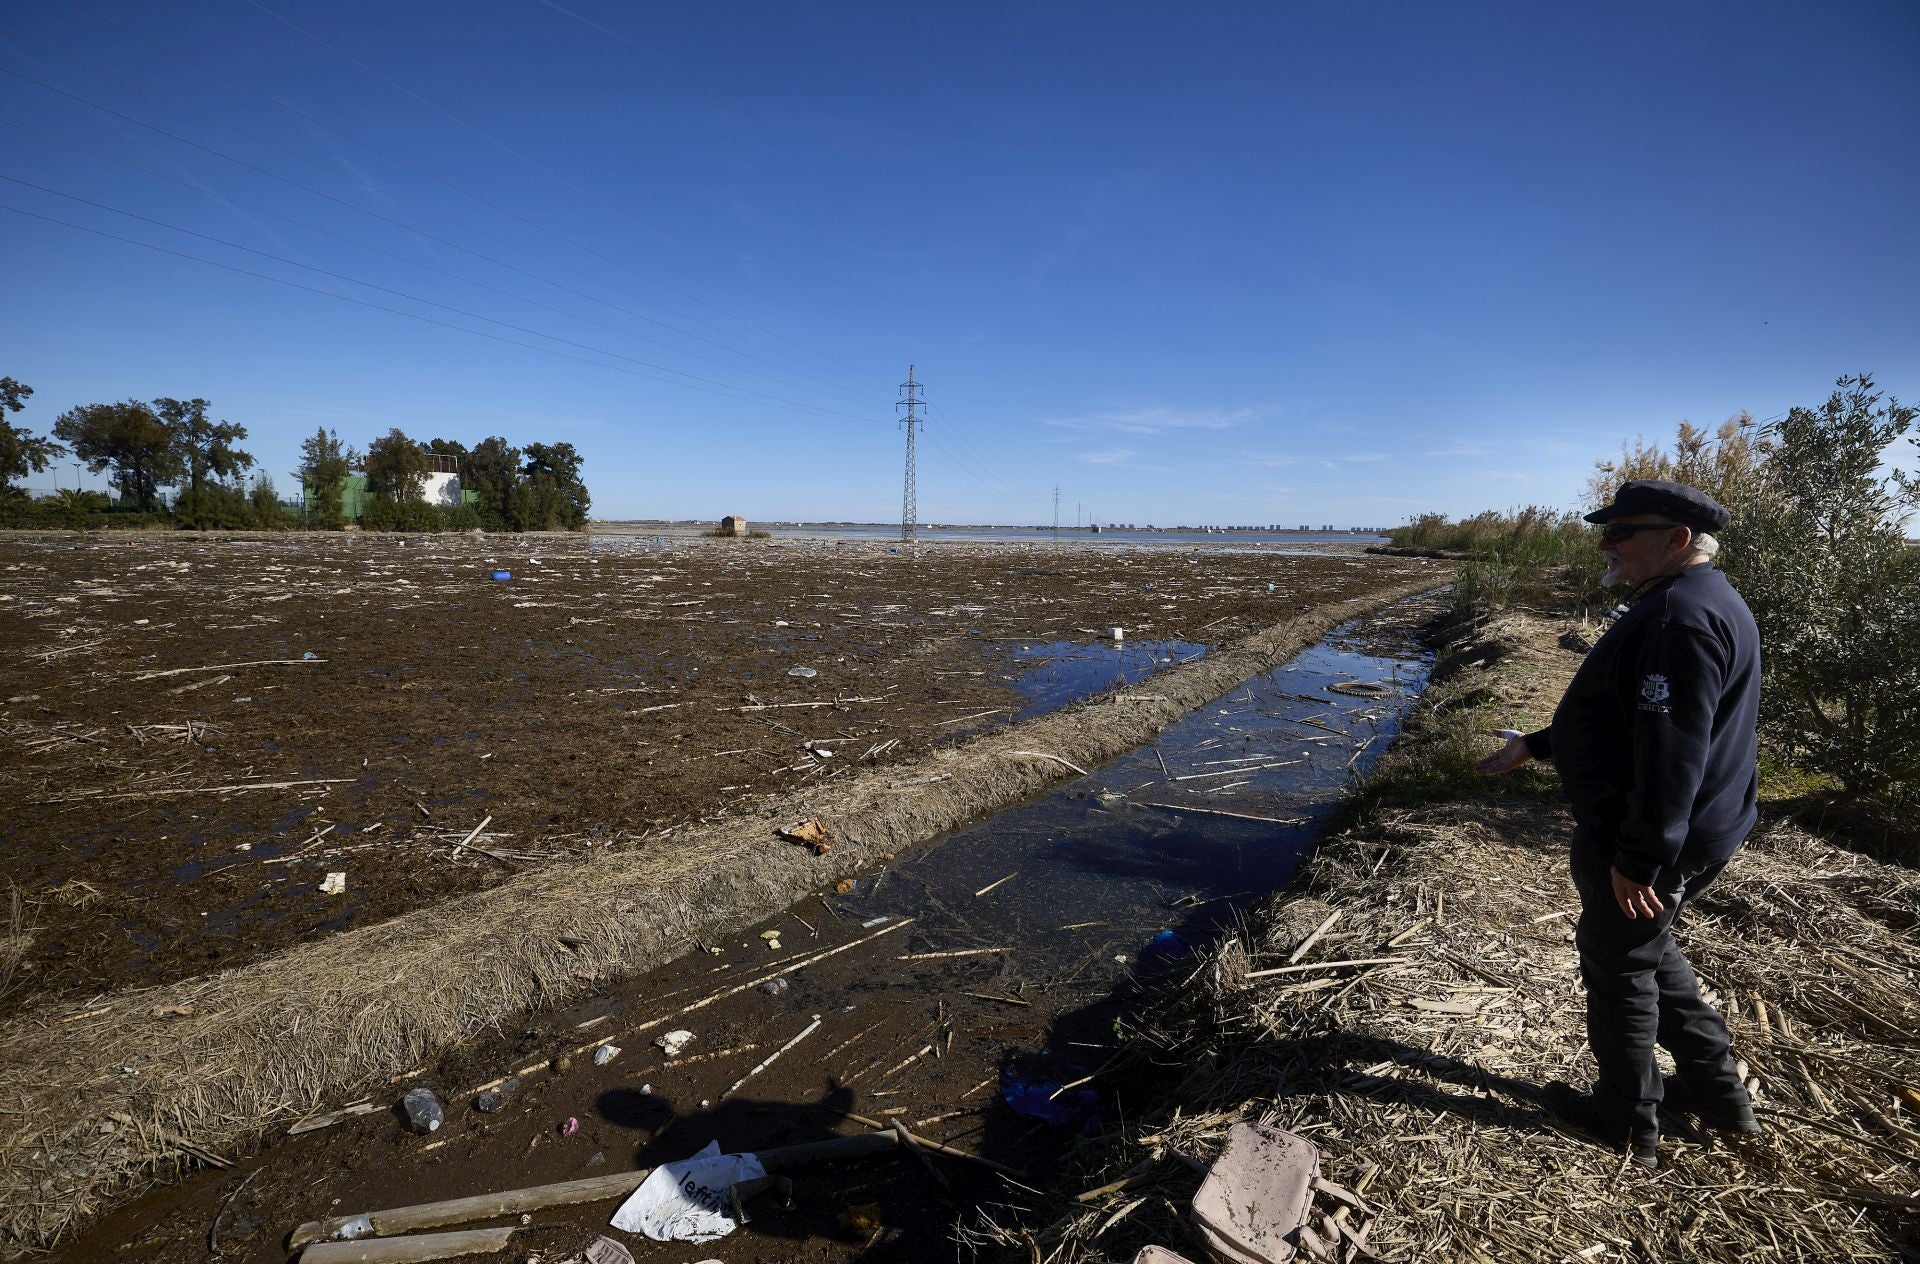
[1584,479,1731,533]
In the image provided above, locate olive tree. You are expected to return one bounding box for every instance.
[1725,375,1920,805]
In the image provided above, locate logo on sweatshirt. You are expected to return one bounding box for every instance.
[1639,674,1671,712]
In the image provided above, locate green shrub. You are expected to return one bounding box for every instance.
[359,500,480,533]
[0,495,171,530]
[1720,376,1920,807]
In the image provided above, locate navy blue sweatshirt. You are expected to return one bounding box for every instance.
[1523,563,1761,889]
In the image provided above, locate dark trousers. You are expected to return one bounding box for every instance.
[1569,833,1747,1137]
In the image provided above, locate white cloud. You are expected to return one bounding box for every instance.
[1247,450,1384,468]
[1078,448,1137,465]
[1040,405,1260,435]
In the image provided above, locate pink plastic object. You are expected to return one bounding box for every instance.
[1189,1122,1319,1264]
[1132,1247,1201,1264]
[561,1116,580,1136]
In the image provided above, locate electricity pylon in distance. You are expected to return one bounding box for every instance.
[898,364,923,544]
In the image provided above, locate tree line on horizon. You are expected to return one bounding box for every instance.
[0,374,588,533]
[299,427,588,532]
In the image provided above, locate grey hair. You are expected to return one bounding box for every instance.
[1691,531,1721,560]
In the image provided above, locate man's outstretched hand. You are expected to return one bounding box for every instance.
[1611,869,1666,919]
[1474,729,1531,776]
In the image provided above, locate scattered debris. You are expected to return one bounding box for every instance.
[974,872,1017,898]
[775,818,834,854]
[1327,679,1394,698]
[721,1014,822,1098]
[1001,1059,1100,1131]
[655,1030,694,1058]
[840,1202,883,1235]
[1004,749,1091,777]
[584,1237,636,1264]
[299,1226,515,1263]
[608,1139,768,1242]
[399,1088,444,1135]
[592,1045,620,1067]
[1190,1121,1372,1264]
[287,1100,383,1137]
[786,666,817,678]
[318,872,347,896]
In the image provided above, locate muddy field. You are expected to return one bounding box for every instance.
[0,532,1437,1007]
[25,586,1449,1264]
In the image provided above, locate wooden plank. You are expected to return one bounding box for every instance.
[289,1131,899,1248]
[300,1228,514,1263]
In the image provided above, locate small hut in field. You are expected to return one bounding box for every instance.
[719,514,748,537]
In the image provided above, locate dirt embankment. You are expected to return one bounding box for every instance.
[0,533,1441,1251]
[1007,608,1920,1264]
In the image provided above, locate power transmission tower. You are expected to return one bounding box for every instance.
[897,364,923,543]
[1052,484,1061,533]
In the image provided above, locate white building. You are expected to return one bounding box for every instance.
[424,453,462,507]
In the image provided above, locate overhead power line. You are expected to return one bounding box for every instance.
[919,420,1016,499]
[236,0,882,384]
[0,173,893,423]
[0,59,874,404]
[0,198,888,428]
[529,0,669,61]
[924,401,1021,495]
[0,119,871,406]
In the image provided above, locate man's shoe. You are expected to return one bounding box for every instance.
[1542,1081,1659,1169]
[1660,1074,1761,1135]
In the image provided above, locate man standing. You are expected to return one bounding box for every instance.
[1476,479,1762,1169]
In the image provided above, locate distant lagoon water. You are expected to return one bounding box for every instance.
[596,521,1390,552]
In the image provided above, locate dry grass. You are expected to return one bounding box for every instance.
[0,575,1442,1251]
[0,883,27,1006]
[994,612,1919,1264]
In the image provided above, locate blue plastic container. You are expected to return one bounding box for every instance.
[490,570,512,581]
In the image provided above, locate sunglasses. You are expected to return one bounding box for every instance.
[1597,521,1679,544]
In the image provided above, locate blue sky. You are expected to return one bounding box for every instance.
[3,1,1916,525]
